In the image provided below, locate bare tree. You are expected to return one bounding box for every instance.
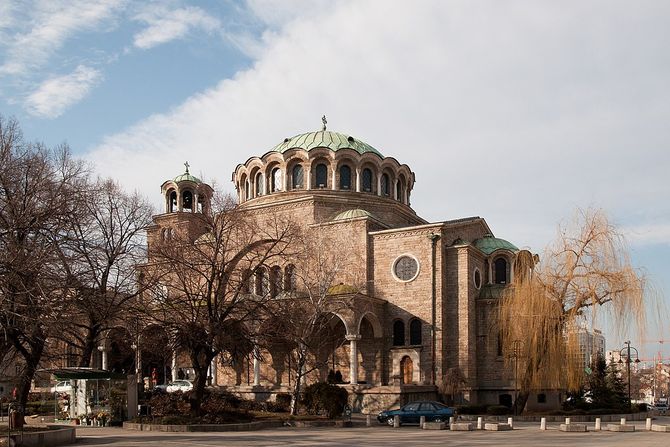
[57,178,153,367]
[0,116,87,425]
[264,228,362,415]
[141,194,298,415]
[499,208,646,413]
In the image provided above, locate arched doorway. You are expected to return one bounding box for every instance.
[140,325,171,385]
[400,356,413,385]
[106,327,134,374]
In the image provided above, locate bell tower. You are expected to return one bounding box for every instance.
[147,163,213,251]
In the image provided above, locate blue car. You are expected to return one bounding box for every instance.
[377,401,456,426]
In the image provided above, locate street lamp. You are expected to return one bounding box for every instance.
[618,341,641,406]
[508,340,522,415]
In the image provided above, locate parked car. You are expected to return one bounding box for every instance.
[165,380,194,393]
[377,401,456,426]
[650,402,668,414]
[50,381,72,394]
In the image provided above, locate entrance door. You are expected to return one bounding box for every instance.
[400,356,413,384]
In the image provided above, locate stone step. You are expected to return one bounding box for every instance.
[450,422,474,431]
[607,424,635,432]
[560,424,587,432]
[484,423,512,431]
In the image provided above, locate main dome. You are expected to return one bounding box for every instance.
[270,130,383,157]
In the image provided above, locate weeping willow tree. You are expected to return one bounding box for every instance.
[499,208,646,413]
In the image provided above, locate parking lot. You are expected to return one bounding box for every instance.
[71,416,670,447]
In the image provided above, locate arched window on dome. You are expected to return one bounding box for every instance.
[168,190,177,212]
[182,190,193,211]
[291,165,304,189]
[315,163,328,188]
[393,320,405,346]
[396,177,405,203]
[494,257,508,284]
[362,168,374,192]
[255,172,263,197]
[245,180,250,200]
[380,174,390,197]
[340,165,351,190]
[271,168,282,192]
[409,319,422,345]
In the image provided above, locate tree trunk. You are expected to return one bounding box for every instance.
[189,350,214,416]
[290,349,306,415]
[14,339,45,429]
[513,390,529,415]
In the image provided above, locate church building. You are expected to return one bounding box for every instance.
[146,121,547,412]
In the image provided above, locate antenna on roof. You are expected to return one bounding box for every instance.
[321,115,327,131]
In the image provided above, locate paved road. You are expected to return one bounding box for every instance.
[70,417,670,447]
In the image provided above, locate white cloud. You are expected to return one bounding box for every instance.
[25,65,102,118]
[133,6,220,50]
[0,0,125,76]
[88,0,670,255]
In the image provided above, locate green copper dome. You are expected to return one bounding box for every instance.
[473,234,519,255]
[174,173,202,183]
[333,209,375,221]
[271,130,383,157]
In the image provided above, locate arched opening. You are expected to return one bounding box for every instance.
[396,176,405,203]
[392,320,405,346]
[494,257,508,284]
[284,264,296,291]
[380,173,390,196]
[106,327,134,374]
[271,167,282,192]
[182,190,193,211]
[409,319,422,345]
[255,266,269,296]
[400,356,413,384]
[255,172,263,197]
[499,393,513,408]
[141,325,171,386]
[270,266,282,298]
[315,163,328,188]
[241,269,252,293]
[339,165,351,190]
[291,165,304,189]
[362,168,374,192]
[168,190,177,212]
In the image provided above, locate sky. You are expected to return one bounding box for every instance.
[1,0,669,359]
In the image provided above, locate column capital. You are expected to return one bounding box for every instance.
[345,334,361,342]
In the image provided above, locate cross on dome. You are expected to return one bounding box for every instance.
[184,161,190,174]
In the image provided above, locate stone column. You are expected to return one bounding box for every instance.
[346,335,361,385]
[253,347,261,386]
[101,349,108,371]
[171,352,178,383]
[377,175,382,196]
[306,165,312,190]
[211,357,218,386]
[355,167,361,192]
[332,167,337,190]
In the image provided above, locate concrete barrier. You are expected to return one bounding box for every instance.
[485,423,512,431]
[450,422,474,431]
[393,415,400,428]
[540,417,546,430]
[595,418,601,431]
[8,426,76,447]
[651,425,670,432]
[423,422,446,430]
[608,424,635,432]
[366,414,372,427]
[477,417,483,430]
[646,418,652,431]
[419,416,425,428]
[560,423,587,432]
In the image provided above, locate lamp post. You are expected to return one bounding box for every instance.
[618,341,640,406]
[509,340,522,415]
